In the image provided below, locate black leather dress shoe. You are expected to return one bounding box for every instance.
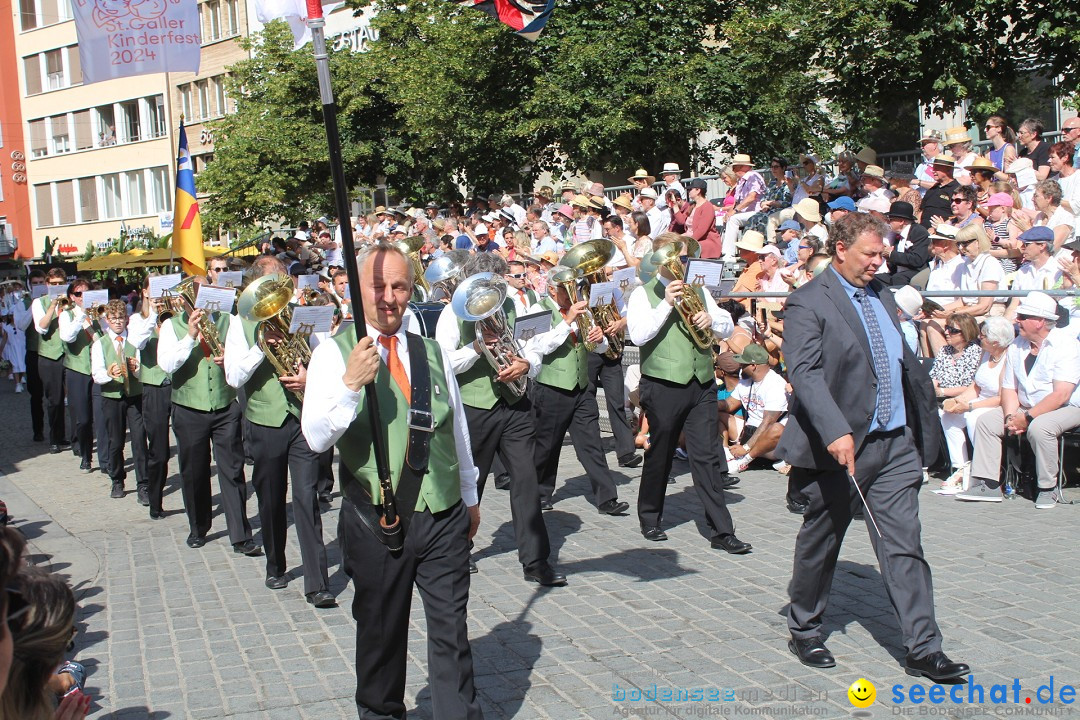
[904,651,971,681]
[50,444,61,454]
[539,499,553,511]
[233,541,264,557]
[641,526,668,542]
[788,637,836,668]
[597,499,629,515]
[618,454,643,468]
[523,564,567,587]
[186,536,206,549]
[306,590,336,608]
[265,575,288,590]
[137,487,150,507]
[80,459,92,473]
[318,493,332,505]
[150,509,165,520]
[110,482,124,499]
[722,475,740,489]
[34,433,44,442]
[468,558,478,574]
[493,474,511,490]
[786,500,808,515]
[711,535,752,554]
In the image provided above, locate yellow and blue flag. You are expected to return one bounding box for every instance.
[173,121,206,276]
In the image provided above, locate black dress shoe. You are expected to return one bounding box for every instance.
[50,444,61,454]
[80,459,92,473]
[149,510,165,520]
[618,454,643,468]
[786,500,808,515]
[597,499,630,515]
[318,493,332,505]
[306,590,336,608]
[722,475,740,489]
[641,526,668,542]
[34,433,44,442]
[110,482,124,499]
[904,651,971,681]
[711,534,752,554]
[186,536,206,549]
[523,564,567,587]
[493,474,511,490]
[468,558,478,574]
[789,637,836,668]
[233,540,264,557]
[666,476,676,485]
[137,487,150,506]
[265,575,288,590]
[539,499,553,511]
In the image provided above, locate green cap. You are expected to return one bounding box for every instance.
[731,344,770,365]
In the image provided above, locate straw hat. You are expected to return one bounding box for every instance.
[570,194,592,209]
[854,147,877,165]
[627,168,656,185]
[792,198,822,223]
[862,165,885,180]
[612,193,634,211]
[731,153,753,167]
[735,230,766,252]
[944,126,971,145]
[965,156,996,174]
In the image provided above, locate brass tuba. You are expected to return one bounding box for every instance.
[396,236,430,300]
[559,239,623,358]
[546,266,599,353]
[639,238,714,351]
[423,253,464,302]
[237,274,312,401]
[451,272,527,398]
[164,277,225,357]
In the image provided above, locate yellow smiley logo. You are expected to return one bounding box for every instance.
[847,678,876,708]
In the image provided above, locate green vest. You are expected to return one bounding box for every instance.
[332,328,461,513]
[168,314,236,412]
[535,297,589,391]
[455,297,522,410]
[35,297,64,361]
[238,317,301,427]
[62,310,96,376]
[97,334,143,399]
[23,297,39,353]
[139,330,168,387]
[639,277,715,385]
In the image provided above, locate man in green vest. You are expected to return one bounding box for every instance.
[129,275,172,519]
[91,300,147,501]
[531,270,630,515]
[15,270,46,442]
[31,267,70,453]
[434,252,566,586]
[626,233,752,554]
[225,256,333,607]
[57,277,102,473]
[301,243,483,719]
[157,276,258,555]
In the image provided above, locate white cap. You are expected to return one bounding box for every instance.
[755,245,782,259]
[1016,291,1059,320]
[857,196,891,214]
[474,223,489,235]
[893,285,923,319]
[638,188,658,199]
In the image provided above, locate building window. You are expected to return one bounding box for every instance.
[50,114,70,154]
[101,173,122,219]
[118,100,141,143]
[147,95,167,138]
[226,0,238,35]
[67,45,81,84]
[181,85,193,120]
[150,166,172,213]
[19,0,37,30]
[56,180,76,225]
[28,118,48,158]
[196,80,210,120]
[24,56,42,95]
[73,109,94,150]
[125,170,147,216]
[79,178,99,222]
[35,184,54,227]
[204,0,221,41]
[44,49,64,90]
[95,104,116,146]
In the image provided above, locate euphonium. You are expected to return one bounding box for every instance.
[164,277,225,357]
[639,239,714,351]
[559,239,624,358]
[237,274,312,401]
[451,272,527,398]
[424,254,464,301]
[396,236,430,299]
[546,266,598,352]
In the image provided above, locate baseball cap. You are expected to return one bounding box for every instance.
[779,220,801,232]
[731,344,770,365]
[755,245,783,259]
[827,196,857,212]
[986,192,1014,208]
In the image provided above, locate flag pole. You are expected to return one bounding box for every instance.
[305,0,401,551]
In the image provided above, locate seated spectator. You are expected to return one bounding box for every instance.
[745,157,792,238]
[860,165,892,200]
[886,162,921,217]
[939,224,1005,320]
[714,351,745,447]
[923,225,965,353]
[934,317,1014,494]
[781,236,822,288]
[880,201,931,287]
[928,313,985,484]
[792,198,828,244]
[720,344,789,474]
[958,292,1080,507]
[893,285,925,355]
[789,154,825,207]
[1005,227,1063,320]
[754,245,789,303]
[722,155,766,258]
[1006,158,1038,208]
[1017,118,1052,182]
[731,231,766,311]
[825,195,856,226]
[1049,142,1079,218]
[626,211,653,264]
[1059,238,1080,334]
[983,192,1021,274]
[820,152,855,202]
[717,300,755,355]
[1026,179,1075,249]
[982,115,1019,172]
[967,157,998,213]
[777,220,803,264]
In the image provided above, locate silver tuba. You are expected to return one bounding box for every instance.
[424,254,465,303]
[451,272,527,398]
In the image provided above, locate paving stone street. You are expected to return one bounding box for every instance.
[3,380,1080,720]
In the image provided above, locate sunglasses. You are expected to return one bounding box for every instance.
[983,125,996,130]
[950,198,968,203]
[943,326,962,335]
[1016,314,1040,322]
[506,273,526,279]
[71,291,84,297]
[956,239,977,247]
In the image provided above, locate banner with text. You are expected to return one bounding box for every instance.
[72,0,201,84]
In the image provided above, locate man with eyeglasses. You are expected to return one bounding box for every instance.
[1005,226,1063,321]
[31,267,71,453]
[207,258,230,285]
[14,270,46,442]
[915,132,943,197]
[505,260,539,316]
[919,156,960,229]
[1062,118,1080,169]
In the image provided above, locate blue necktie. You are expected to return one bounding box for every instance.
[854,288,892,426]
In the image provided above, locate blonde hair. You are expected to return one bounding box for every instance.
[955,223,991,256]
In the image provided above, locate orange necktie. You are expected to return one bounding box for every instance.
[518,289,527,305]
[378,335,411,404]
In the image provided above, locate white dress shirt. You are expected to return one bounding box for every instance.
[156,315,206,374]
[58,306,92,343]
[126,312,158,350]
[529,303,610,358]
[301,322,479,506]
[224,315,267,388]
[926,254,965,305]
[15,299,34,334]
[91,329,142,386]
[1001,328,1080,408]
[646,206,669,240]
[434,304,543,379]
[626,275,734,346]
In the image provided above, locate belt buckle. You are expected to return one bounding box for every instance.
[408,409,434,432]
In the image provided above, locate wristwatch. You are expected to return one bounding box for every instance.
[1024,411,1033,425]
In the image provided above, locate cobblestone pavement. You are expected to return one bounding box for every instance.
[2,381,1079,720]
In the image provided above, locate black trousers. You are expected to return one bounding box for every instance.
[587,351,636,462]
[318,448,335,497]
[66,369,94,462]
[25,349,44,438]
[339,499,482,720]
[101,394,147,487]
[787,427,941,658]
[532,381,618,507]
[93,383,109,471]
[142,384,172,513]
[247,416,329,593]
[38,356,65,445]
[464,398,550,571]
[637,376,736,539]
[172,401,252,544]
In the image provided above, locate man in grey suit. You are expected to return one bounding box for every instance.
[778,213,970,682]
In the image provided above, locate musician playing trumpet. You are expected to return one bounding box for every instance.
[31,268,71,453]
[626,233,752,554]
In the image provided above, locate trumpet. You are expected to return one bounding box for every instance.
[451,272,527,398]
[559,239,624,359]
[546,266,598,352]
[54,295,73,312]
[396,236,430,300]
[639,238,714,351]
[164,277,225,357]
[237,274,312,401]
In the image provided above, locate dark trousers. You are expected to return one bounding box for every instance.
[66,370,94,462]
[318,448,335,498]
[38,356,65,445]
[93,383,109,471]
[587,351,635,461]
[339,499,482,720]
[532,381,618,507]
[172,401,252,544]
[464,398,550,571]
[142,384,172,513]
[101,394,147,487]
[637,376,736,539]
[25,349,44,438]
[787,427,941,658]
[247,416,329,593]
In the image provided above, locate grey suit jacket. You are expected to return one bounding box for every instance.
[777,266,946,471]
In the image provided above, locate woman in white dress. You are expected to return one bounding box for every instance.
[0,314,26,392]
